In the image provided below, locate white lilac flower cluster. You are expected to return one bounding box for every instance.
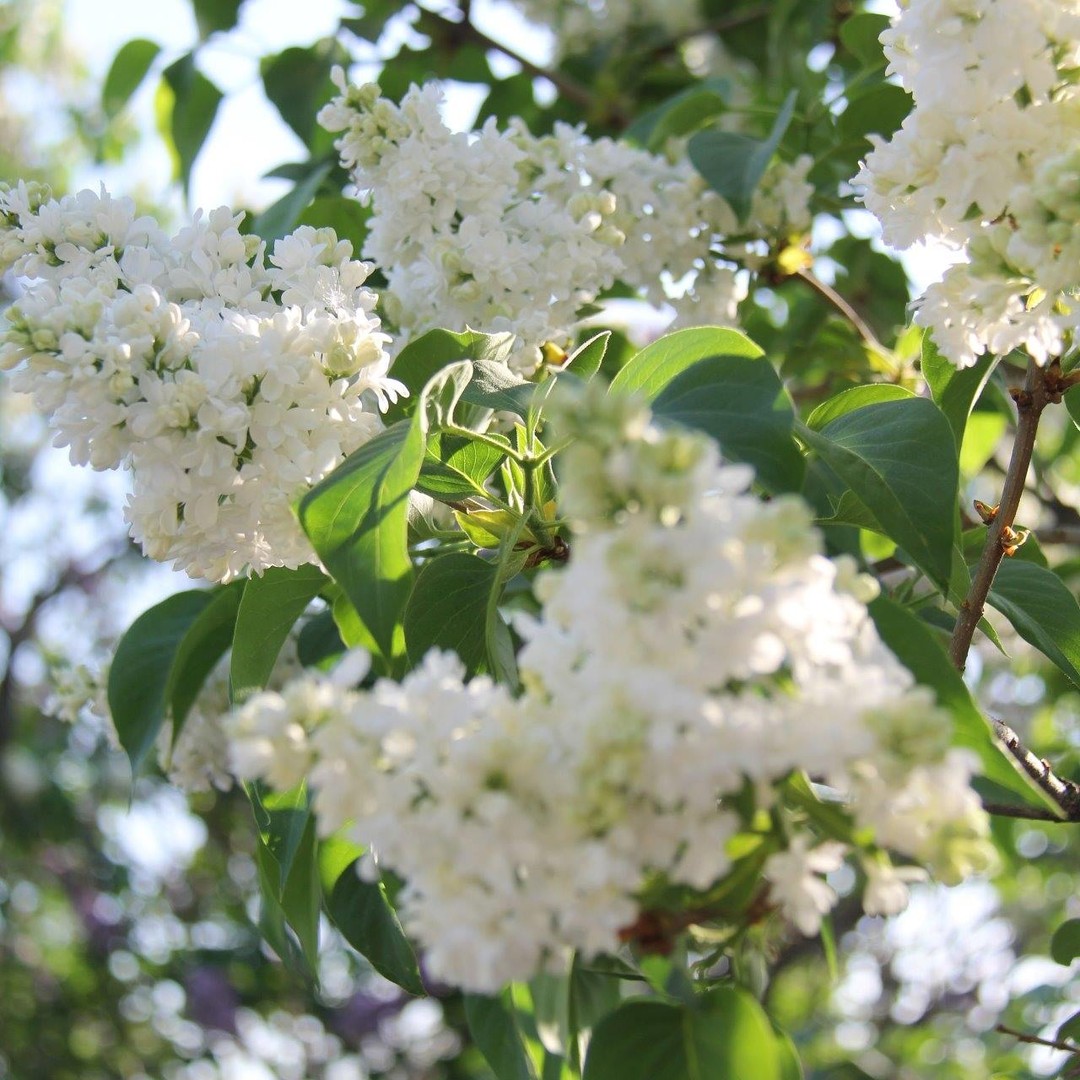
[226,387,992,992]
[509,0,702,58]
[318,77,814,371]
[855,0,1080,368]
[0,183,404,580]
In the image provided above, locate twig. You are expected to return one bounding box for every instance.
[996,1023,1080,1055]
[794,267,891,361]
[990,720,1080,822]
[426,7,622,123]
[949,359,1053,670]
[981,800,1075,822]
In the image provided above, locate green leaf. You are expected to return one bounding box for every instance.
[1064,384,1080,433]
[403,553,507,675]
[921,338,999,450]
[159,54,223,195]
[687,91,797,220]
[625,80,729,150]
[583,989,781,1080]
[799,398,958,590]
[459,359,537,417]
[261,40,345,147]
[231,565,328,699]
[530,957,622,1069]
[299,421,424,660]
[989,560,1080,691]
[102,39,161,118]
[839,12,890,67]
[297,608,346,667]
[1051,919,1080,966]
[165,580,244,738]
[806,384,914,432]
[319,843,425,995]
[191,0,244,37]
[249,784,321,976]
[384,328,515,425]
[417,434,506,502]
[1058,1008,1080,1045]
[837,84,910,144]
[465,992,540,1080]
[296,195,371,253]
[868,595,1055,808]
[108,590,215,775]
[563,331,609,381]
[251,159,333,244]
[609,326,764,401]
[652,355,804,494]
[775,1030,804,1080]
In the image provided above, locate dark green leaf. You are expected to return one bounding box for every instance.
[806,384,913,432]
[261,40,344,147]
[989,559,1080,691]
[166,580,244,737]
[108,590,214,775]
[320,843,425,995]
[530,956,622,1069]
[837,83,911,144]
[583,989,781,1080]
[799,398,958,590]
[384,328,515,424]
[921,337,999,450]
[249,784,321,976]
[231,565,328,699]
[403,553,506,675]
[640,87,728,152]
[652,355,804,494]
[191,0,245,37]
[1057,1008,1080,1044]
[623,80,730,148]
[298,420,425,660]
[868,595,1054,808]
[465,992,539,1080]
[102,39,161,118]
[609,326,764,401]
[839,12,890,67]
[160,54,223,195]
[1051,919,1080,966]
[297,608,346,667]
[251,159,333,244]
[687,91,797,220]
[297,195,371,253]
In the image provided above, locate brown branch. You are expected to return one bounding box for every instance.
[949,359,1054,670]
[996,1023,1080,1055]
[990,720,1080,822]
[427,7,623,124]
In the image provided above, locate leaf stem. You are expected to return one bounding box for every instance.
[949,359,1052,671]
[442,423,527,463]
[794,267,891,361]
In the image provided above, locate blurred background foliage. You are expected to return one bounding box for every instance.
[3,0,1080,1077]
